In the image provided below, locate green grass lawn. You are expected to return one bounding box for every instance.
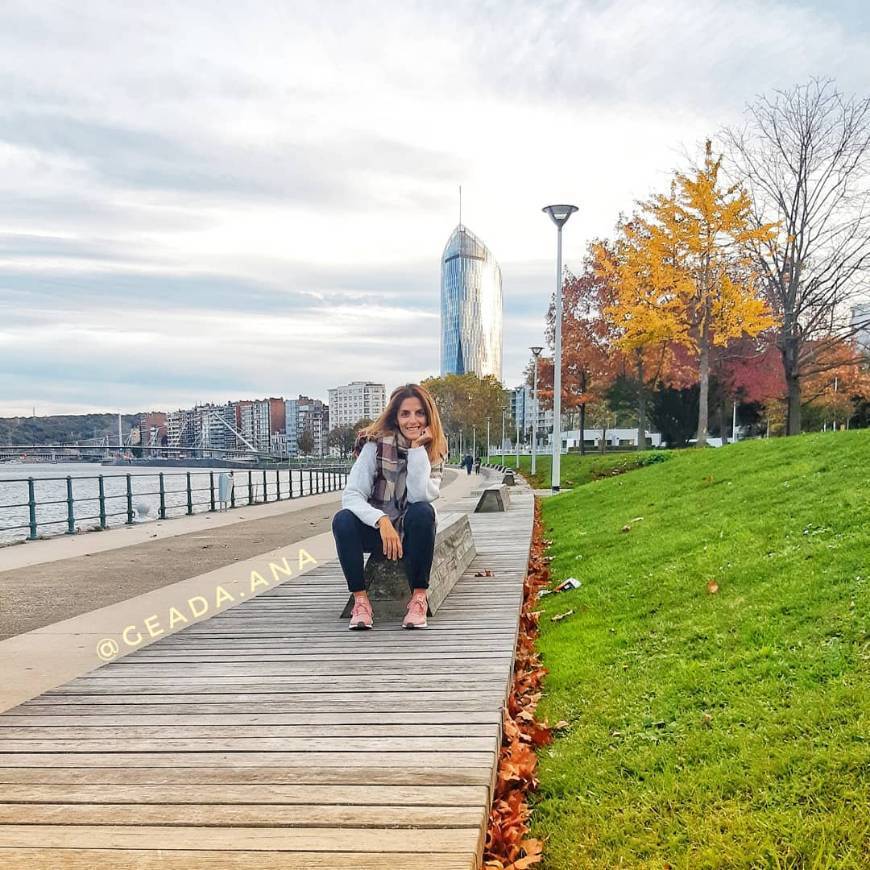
[487,450,671,490]
[532,430,869,869]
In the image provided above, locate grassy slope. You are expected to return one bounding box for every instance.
[487,451,671,490]
[533,430,869,869]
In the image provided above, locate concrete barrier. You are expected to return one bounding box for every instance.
[474,483,511,513]
[502,471,516,486]
[339,512,476,619]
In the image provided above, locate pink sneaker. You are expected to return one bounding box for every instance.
[348,597,373,630]
[402,595,428,629]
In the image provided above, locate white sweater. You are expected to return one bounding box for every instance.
[341,441,441,527]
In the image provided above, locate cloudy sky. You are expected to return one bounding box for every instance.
[2,0,869,416]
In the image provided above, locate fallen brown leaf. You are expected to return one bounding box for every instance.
[483,498,551,869]
[706,579,720,594]
[507,839,545,868]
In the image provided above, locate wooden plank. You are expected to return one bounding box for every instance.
[15,690,506,705]
[0,751,496,768]
[0,849,477,869]
[109,655,511,664]
[0,824,482,852]
[0,711,502,727]
[142,633,518,644]
[0,724,499,739]
[0,766,495,786]
[0,802,485,827]
[91,661,512,674]
[143,636,515,645]
[47,677,509,693]
[0,783,490,806]
[0,736,497,753]
[10,690,503,715]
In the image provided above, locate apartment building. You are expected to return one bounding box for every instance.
[237,398,285,455]
[285,396,329,457]
[327,381,386,429]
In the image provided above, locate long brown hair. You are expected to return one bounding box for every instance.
[358,383,448,464]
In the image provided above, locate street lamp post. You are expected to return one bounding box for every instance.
[486,417,491,462]
[543,204,578,492]
[501,409,506,464]
[530,346,543,476]
[473,425,476,459]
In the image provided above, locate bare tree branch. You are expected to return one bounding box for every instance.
[723,79,870,433]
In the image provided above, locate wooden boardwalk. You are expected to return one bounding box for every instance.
[0,484,534,869]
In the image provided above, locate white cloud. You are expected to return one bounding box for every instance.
[1,0,868,414]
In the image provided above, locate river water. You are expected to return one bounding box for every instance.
[0,463,341,546]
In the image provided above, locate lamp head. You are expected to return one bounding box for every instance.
[542,204,578,228]
[530,345,543,358]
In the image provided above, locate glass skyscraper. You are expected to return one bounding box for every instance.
[440,224,503,380]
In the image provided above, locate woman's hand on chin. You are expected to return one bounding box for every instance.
[411,427,432,449]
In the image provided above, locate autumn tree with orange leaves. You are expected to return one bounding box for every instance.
[539,264,617,453]
[600,141,776,446]
[800,338,870,429]
[592,237,698,448]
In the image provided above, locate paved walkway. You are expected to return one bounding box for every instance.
[0,467,534,868]
[0,497,342,640]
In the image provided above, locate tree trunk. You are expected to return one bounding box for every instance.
[781,336,802,435]
[696,339,709,447]
[786,373,801,435]
[579,403,586,455]
[636,351,647,451]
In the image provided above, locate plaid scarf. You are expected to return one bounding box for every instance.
[353,430,412,537]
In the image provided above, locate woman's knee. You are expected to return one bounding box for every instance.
[332,509,357,535]
[405,501,435,525]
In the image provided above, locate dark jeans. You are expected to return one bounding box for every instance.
[332,502,436,593]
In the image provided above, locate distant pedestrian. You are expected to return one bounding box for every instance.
[473,456,481,475]
[463,453,473,475]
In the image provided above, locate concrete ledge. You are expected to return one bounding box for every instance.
[339,512,476,619]
[474,484,512,513]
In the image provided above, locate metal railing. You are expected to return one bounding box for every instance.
[0,465,349,543]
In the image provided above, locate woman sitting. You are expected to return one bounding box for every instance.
[331,383,447,630]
